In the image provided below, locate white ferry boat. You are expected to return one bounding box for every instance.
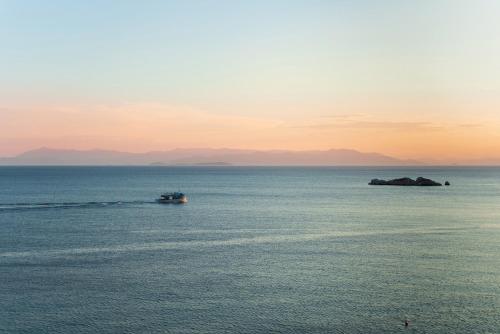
[157,192,188,204]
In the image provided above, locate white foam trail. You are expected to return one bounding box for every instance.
[0,227,456,261]
[0,200,152,211]
[480,224,500,229]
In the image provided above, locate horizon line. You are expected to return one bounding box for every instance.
[1,164,500,167]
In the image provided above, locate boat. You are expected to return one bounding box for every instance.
[157,192,188,204]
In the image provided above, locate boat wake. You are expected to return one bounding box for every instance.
[0,200,153,211]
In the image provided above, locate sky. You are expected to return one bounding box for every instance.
[1,0,500,162]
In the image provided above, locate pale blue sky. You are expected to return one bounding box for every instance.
[2,0,498,109]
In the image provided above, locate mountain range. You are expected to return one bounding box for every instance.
[0,147,419,166]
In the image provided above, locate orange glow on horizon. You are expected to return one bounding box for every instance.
[1,101,500,164]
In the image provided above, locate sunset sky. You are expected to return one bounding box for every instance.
[1,0,500,163]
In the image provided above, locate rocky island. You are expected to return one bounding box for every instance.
[369,177,442,186]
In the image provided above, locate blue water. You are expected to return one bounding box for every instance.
[1,166,500,333]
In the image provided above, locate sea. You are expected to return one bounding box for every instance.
[1,166,499,333]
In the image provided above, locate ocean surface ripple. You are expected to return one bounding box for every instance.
[1,166,500,334]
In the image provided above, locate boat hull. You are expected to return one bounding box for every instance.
[156,197,188,204]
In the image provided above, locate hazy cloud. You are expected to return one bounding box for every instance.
[295,121,444,131]
[457,123,483,128]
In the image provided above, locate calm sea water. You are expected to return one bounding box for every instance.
[1,166,500,333]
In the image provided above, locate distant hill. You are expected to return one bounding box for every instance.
[150,161,232,166]
[0,147,419,166]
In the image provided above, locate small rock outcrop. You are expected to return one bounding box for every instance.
[369,177,442,186]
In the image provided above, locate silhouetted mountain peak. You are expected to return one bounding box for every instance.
[0,148,420,166]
